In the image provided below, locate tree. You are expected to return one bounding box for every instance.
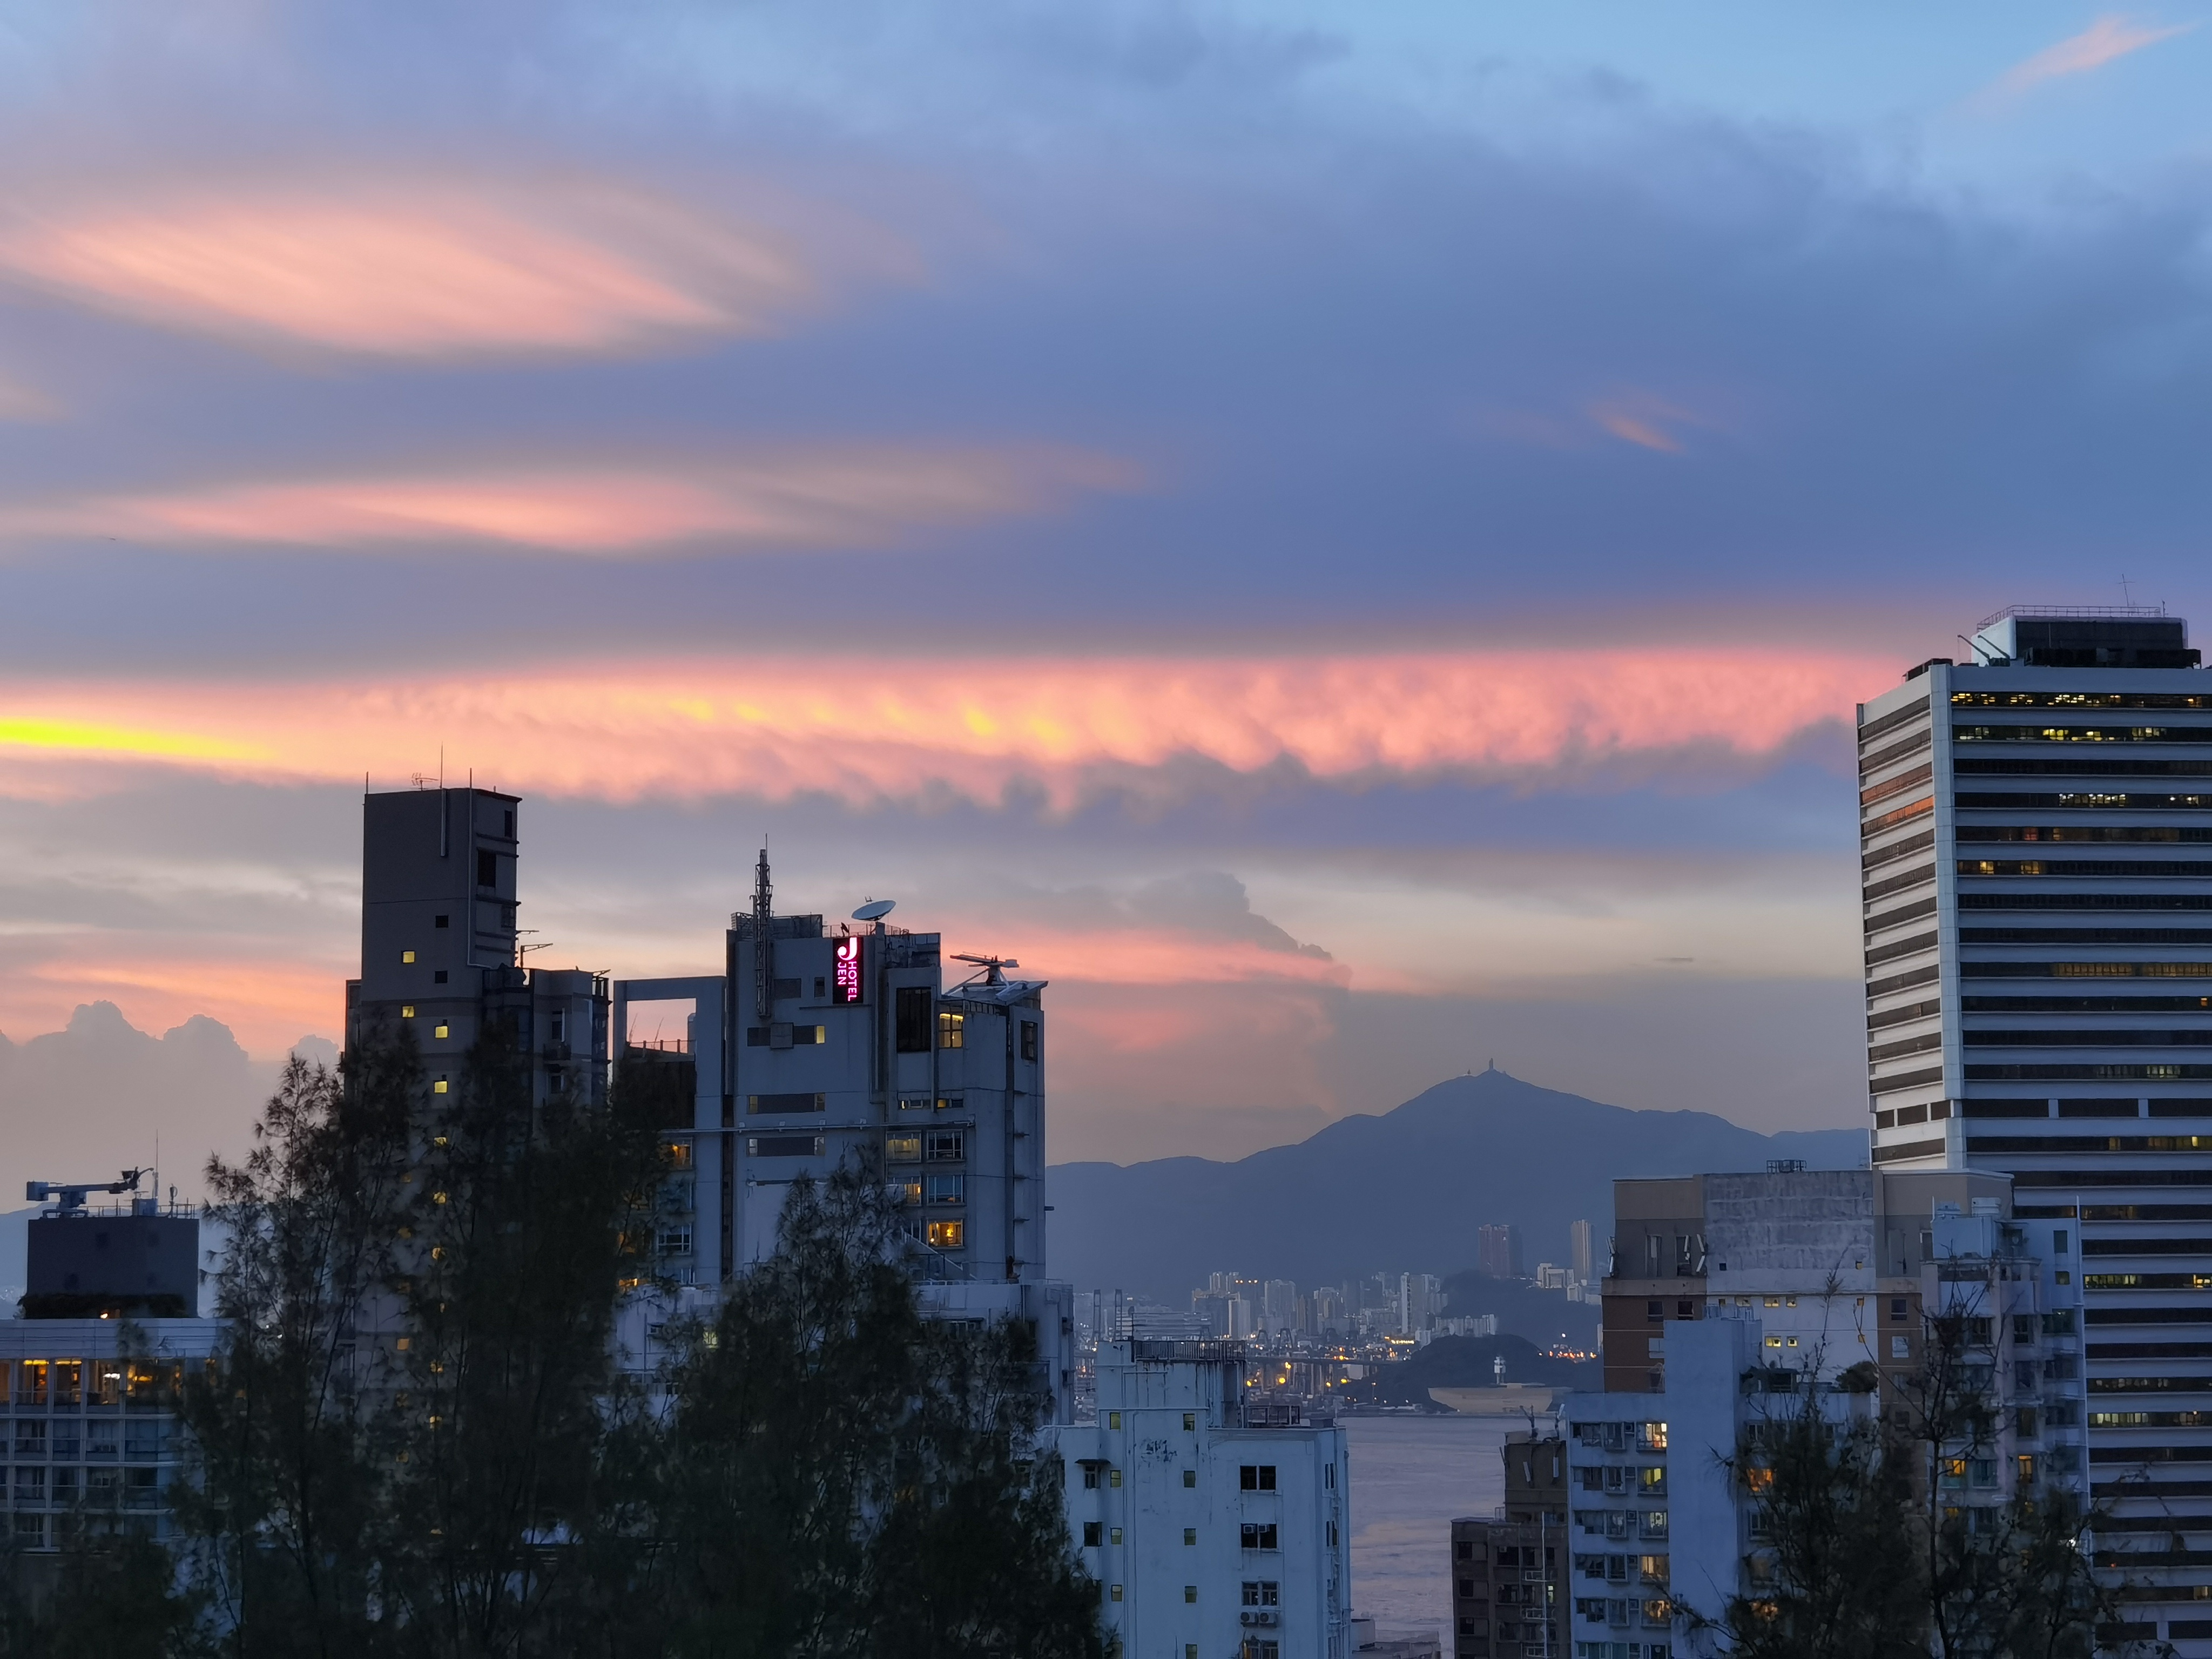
[638,1164,1110,1659]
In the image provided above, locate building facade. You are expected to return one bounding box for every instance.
[1056,1338,1352,1659]
[1858,606,2212,1646]
[1451,1429,1571,1658]
[1579,1167,2087,1657]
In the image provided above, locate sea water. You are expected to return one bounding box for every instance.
[1344,1415,1513,1635]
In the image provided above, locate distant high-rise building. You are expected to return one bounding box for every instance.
[1475,1223,1523,1280]
[1858,607,2212,1645]
[1263,1278,1297,1333]
[1570,1218,1594,1283]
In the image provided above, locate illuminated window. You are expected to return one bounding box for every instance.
[395,1337,411,1353]
[402,1005,416,1019]
[939,1011,965,1049]
[886,1135,922,1162]
[403,950,416,964]
[434,1079,449,1095]
[434,1024,449,1039]
[1109,1469,1123,1488]
[1108,1412,1121,1429]
[926,1219,965,1249]
[897,1179,923,1206]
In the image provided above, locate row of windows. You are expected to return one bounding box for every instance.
[5,1420,169,1456]
[1963,928,2212,947]
[0,1361,170,1408]
[1955,725,2212,745]
[891,1174,967,1206]
[1955,758,2212,778]
[1960,893,2212,912]
[1859,698,1931,745]
[1969,1064,2212,1083]
[1859,727,1931,775]
[1960,1098,2212,1120]
[1960,859,2212,878]
[1957,792,2212,811]
[2082,1274,2212,1292]
[1963,1029,2212,1047]
[1962,962,2212,979]
[1079,1522,1292,1557]
[1952,691,2212,711]
[885,1130,966,1162]
[1961,996,2212,1012]
[1862,827,1936,872]
[1969,1135,2212,1154]
[1960,826,2212,844]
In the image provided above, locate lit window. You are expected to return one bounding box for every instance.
[1108,1412,1121,1429]
[403,950,416,964]
[1109,1469,1123,1488]
[401,1005,416,1019]
[395,1338,410,1352]
[434,1024,449,1039]
[939,1011,965,1049]
[926,1219,965,1249]
[433,1079,449,1095]
[887,1135,922,1162]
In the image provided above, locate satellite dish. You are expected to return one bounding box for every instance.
[852,899,896,922]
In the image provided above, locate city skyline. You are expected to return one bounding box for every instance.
[6,3,2212,1189]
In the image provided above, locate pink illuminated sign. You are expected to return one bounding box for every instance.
[833,935,864,1005]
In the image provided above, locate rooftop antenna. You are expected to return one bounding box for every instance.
[752,845,773,1020]
[952,951,1019,988]
[2120,572,2137,605]
[1958,632,2005,665]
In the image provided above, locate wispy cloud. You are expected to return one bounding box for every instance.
[0,646,1882,804]
[0,177,833,358]
[1988,14,2196,99]
[0,446,1137,555]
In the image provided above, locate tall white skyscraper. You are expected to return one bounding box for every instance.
[1860,606,2212,1650]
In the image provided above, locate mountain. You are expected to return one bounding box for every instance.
[1044,1069,1865,1303]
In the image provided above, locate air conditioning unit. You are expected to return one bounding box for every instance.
[1238,1611,1279,1627]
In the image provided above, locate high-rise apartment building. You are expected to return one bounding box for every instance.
[348,788,609,1114]
[1570,1219,1593,1286]
[609,849,1074,1415]
[1859,606,2212,1649]
[1477,1224,1525,1282]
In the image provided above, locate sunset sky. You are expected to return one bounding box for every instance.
[5,2,2211,1179]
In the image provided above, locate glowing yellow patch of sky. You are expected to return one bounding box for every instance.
[0,717,264,763]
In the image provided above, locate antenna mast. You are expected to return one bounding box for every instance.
[752,846,773,1020]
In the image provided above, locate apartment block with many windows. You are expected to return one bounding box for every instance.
[1858,606,2212,1649]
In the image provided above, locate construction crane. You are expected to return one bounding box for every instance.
[25,1168,147,1217]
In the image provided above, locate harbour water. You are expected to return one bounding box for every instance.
[1345,1414,1514,1636]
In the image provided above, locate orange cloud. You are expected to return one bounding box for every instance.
[6,447,1131,554]
[12,953,345,1055]
[1589,392,1712,454]
[1991,14,2195,97]
[0,645,1883,806]
[0,177,825,358]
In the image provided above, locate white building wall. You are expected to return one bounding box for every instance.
[1058,1341,1351,1659]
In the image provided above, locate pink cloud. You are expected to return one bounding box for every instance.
[0,645,1885,806]
[1992,14,2196,97]
[0,177,826,358]
[6,447,1133,554]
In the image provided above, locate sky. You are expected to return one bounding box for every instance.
[4,1,2212,1191]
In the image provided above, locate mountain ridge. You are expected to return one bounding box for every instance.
[1044,1069,1865,1303]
